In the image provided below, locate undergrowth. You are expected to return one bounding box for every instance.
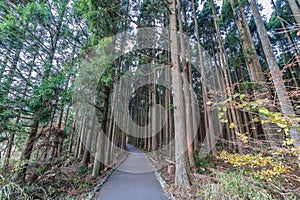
[0,160,97,199]
[200,171,276,200]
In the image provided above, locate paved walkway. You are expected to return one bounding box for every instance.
[97,144,168,200]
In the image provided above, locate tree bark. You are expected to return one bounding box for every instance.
[177,0,196,169]
[230,0,280,146]
[151,69,157,153]
[169,0,191,187]
[287,0,300,25]
[82,98,96,167]
[19,113,39,180]
[92,85,110,176]
[249,0,300,148]
[211,0,243,153]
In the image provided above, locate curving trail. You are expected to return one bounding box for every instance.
[97,144,169,200]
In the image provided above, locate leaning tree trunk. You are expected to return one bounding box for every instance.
[271,0,300,87]
[249,0,300,148]
[287,0,300,25]
[230,0,280,146]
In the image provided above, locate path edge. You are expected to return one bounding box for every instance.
[145,155,176,200]
[87,152,129,200]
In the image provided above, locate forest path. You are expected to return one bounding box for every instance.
[97,144,169,200]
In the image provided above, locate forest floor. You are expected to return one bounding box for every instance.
[0,153,127,199]
[1,143,299,199]
[149,145,300,200]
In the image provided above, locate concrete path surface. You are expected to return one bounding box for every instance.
[97,144,169,200]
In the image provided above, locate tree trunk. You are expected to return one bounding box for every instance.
[249,0,300,148]
[151,69,157,153]
[271,0,299,87]
[287,0,300,25]
[230,0,280,146]
[192,0,217,155]
[75,115,86,159]
[92,85,110,177]
[82,98,96,167]
[211,0,243,153]
[19,113,39,180]
[169,0,191,187]
[68,118,76,157]
[177,0,196,169]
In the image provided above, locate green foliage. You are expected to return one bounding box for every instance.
[74,0,123,44]
[77,181,90,190]
[29,73,67,122]
[0,178,29,200]
[77,166,90,176]
[201,171,276,200]
[168,103,175,110]
[21,2,51,25]
[195,153,215,174]
[37,168,46,176]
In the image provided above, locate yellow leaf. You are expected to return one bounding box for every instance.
[253,118,260,122]
[229,123,235,129]
[218,112,224,119]
[258,107,269,115]
[220,119,228,123]
[284,138,295,146]
[277,123,288,128]
[277,129,282,133]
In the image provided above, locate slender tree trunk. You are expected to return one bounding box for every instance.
[164,67,170,148]
[4,59,33,168]
[271,0,299,87]
[105,81,118,165]
[211,0,243,153]
[144,98,149,150]
[82,98,96,167]
[19,113,39,180]
[230,0,280,146]
[52,109,64,158]
[148,85,152,152]
[250,0,300,147]
[152,70,157,153]
[59,105,70,157]
[68,118,76,157]
[168,94,174,158]
[287,0,300,25]
[4,117,19,168]
[192,0,217,155]
[75,115,85,159]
